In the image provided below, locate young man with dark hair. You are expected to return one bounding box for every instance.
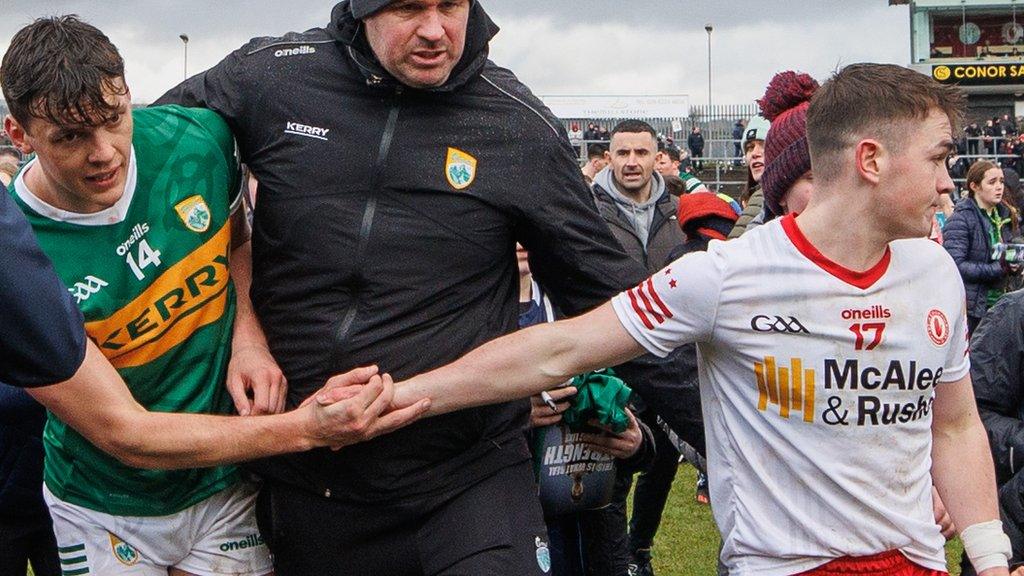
[2,15,429,576]
[654,145,708,194]
[582,143,609,185]
[373,63,1012,575]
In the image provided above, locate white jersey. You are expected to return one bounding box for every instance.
[612,214,969,576]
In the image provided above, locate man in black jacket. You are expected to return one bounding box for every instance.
[687,126,705,171]
[966,290,1024,574]
[590,120,697,575]
[158,1,688,574]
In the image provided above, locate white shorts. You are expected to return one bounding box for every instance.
[44,481,273,576]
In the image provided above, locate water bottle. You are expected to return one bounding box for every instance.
[992,243,1024,263]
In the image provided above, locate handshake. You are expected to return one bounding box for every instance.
[295,365,431,452]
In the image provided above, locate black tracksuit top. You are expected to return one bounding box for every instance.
[158,1,657,502]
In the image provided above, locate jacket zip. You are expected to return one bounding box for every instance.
[331,89,403,371]
[321,88,402,499]
[601,190,672,269]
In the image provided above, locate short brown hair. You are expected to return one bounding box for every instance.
[965,160,1000,199]
[1,15,126,129]
[806,63,965,184]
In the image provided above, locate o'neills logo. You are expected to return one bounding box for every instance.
[841,305,891,321]
[274,45,316,57]
[927,309,950,347]
[219,533,264,552]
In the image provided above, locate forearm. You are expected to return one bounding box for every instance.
[114,409,313,469]
[393,303,644,416]
[958,259,1005,282]
[932,410,1000,531]
[29,341,317,470]
[395,322,582,416]
[229,216,266,350]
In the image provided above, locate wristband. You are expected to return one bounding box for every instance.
[962,520,1012,572]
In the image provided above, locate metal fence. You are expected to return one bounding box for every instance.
[564,110,1024,198]
[560,104,761,196]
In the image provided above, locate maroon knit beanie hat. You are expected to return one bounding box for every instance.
[758,71,819,216]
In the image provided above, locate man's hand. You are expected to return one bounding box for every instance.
[226,345,287,415]
[932,486,956,540]
[980,568,1011,576]
[528,386,577,428]
[302,366,431,450]
[578,409,642,460]
[1010,567,1024,575]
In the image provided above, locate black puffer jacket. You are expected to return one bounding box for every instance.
[943,197,1013,321]
[158,1,692,503]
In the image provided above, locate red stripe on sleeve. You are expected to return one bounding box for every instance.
[635,282,665,324]
[627,288,655,330]
[646,278,673,319]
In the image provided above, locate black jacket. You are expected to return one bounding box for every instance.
[158,1,685,502]
[966,292,1024,574]
[589,180,705,455]
[972,291,1024,485]
[943,197,1013,320]
[687,132,705,153]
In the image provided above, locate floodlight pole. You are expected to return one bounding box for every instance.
[179,34,190,80]
[705,24,713,111]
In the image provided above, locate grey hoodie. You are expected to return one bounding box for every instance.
[592,167,667,249]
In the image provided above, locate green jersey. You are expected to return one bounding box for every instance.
[11,106,241,516]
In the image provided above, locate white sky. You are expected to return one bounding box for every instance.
[0,1,911,107]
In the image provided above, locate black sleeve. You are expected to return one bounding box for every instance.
[998,471,1024,570]
[516,138,649,316]
[972,292,1024,485]
[0,191,86,387]
[154,44,250,142]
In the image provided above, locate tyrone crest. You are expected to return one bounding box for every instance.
[445,147,477,190]
[175,195,211,233]
[927,309,950,347]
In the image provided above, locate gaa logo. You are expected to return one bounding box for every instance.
[750,315,809,334]
[927,309,950,346]
[933,65,952,82]
[69,275,108,304]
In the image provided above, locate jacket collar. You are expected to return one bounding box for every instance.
[327,0,499,92]
[592,177,677,229]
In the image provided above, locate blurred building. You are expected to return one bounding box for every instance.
[893,0,1024,120]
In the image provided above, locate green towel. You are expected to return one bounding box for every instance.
[562,369,633,434]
